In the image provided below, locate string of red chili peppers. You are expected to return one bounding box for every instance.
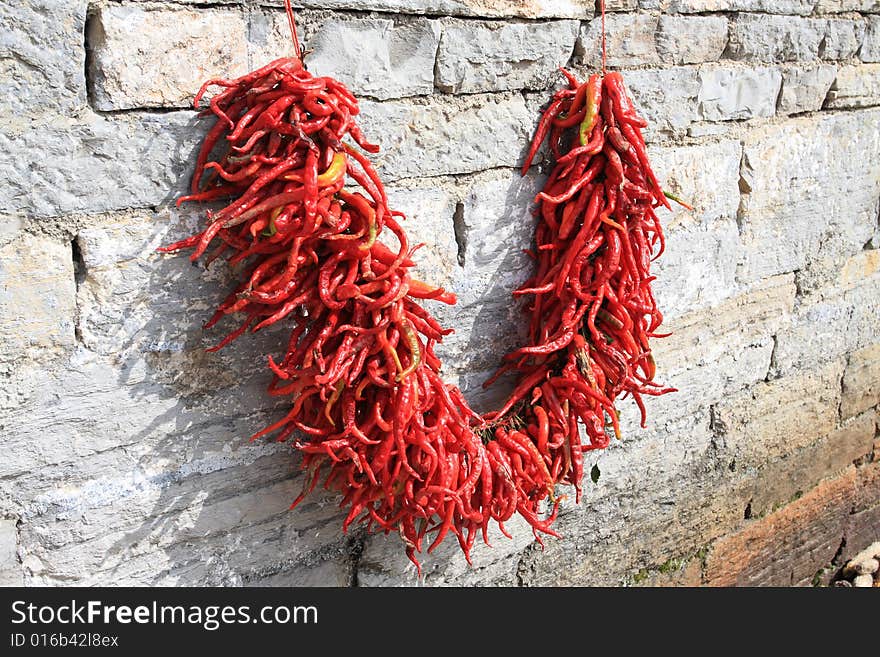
[160,1,678,570]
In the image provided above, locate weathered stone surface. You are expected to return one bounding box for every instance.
[738,111,880,286]
[656,15,728,65]
[704,467,857,586]
[697,65,782,121]
[727,15,826,62]
[357,93,535,179]
[631,556,703,587]
[432,171,544,408]
[713,360,845,467]
[815,0,880,14]
[622,67,701,138]
[0,520,21,586]
[307,18,440,100]
[357,515,533,586]
[0,233,76,372]
[778,64,838,114]
[88,5,248,111]
[842,344,880,418]
[770,271,880,378]
[0,111,203,218]
[863,17,880,62]
[648,275,796,425]
[260,0,595,19]
[648,140,744,319]
[826,64,880,108]
[0,0,87,121]
[436,20,578,94]
[576,13,659,68]
[822,19,867,60]
[747,411,877,518]
[667,0,815,13]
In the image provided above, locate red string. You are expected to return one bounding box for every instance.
[284,0,302,62]
[601,0,607,75]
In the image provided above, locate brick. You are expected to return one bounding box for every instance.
[863,17,880,62]
[738,111,880,286]
[0,233,76,372]
[697,65,782,121]
[656,15,728,65]
[777,64,838,115]
[747,411,877,518]
[825,64,880,109]
[436,20,578,94]
[0,111,203,218]
[842,344,880,419]
[648,140,743,320]
[727,14,826,62]
[88,5,249,111]
[576,14,659,68]
[357,93,535,180]
[705,468,857,586]
[0,1,86,120]
[304,17,439,100]
[713,360,845,467]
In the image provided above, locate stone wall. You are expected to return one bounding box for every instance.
[1,0,878,587]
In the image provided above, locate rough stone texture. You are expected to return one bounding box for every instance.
[771,273,880,377]
[648,140,744,320]
[713,360,845,467]
[704,468,859,586]
[576,13,660,68]
[842,344,880,418]
[863,17,880,62]
[816,0,880,14]
[357,93,535,179]
[305,18,441,100]
[822,19,867,60]
[0,234,76,373]
[0,0,87,121]
[656,15,729,65]
[738,110,880,287]
[0,111,204,218]
[260,0,596,19]
[667,1,816,13]
[436,20,578,94]
[777,64,838,114]
[825,64,880,108]
[0,520,21,586]
[88,5,249,111]
[727,14,827,62]
[697,65,782,121]
[3,0,880,588]
[622,67,701,138]
[747,411,877,518]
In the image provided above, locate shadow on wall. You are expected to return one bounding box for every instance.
[52,118,356,586]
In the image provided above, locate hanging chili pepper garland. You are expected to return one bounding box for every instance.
[160,0,677,569]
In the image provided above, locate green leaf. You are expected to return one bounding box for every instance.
[590,464,600,484]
